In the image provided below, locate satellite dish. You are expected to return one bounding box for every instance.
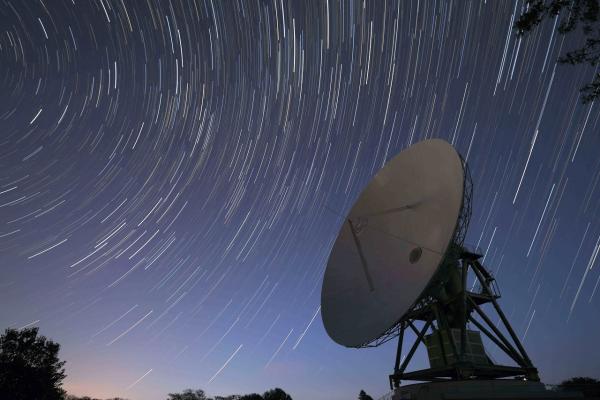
[321,139,465,347]
[320,138,541,391]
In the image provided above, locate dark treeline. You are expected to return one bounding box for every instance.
[0,327,293,400]
[65,386,293,400]
[66,397,128,400]
[166,388,292,400]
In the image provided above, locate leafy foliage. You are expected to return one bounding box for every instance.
[168,388,292,400]
[262,388,292,400]
[238,394,263,400]
[66,396,129,400]
[0,327,294,400]
[167,389,210,400]
[358,389,374,400]
[559,377,600,397]
[0,327,66,400]
[515,0,600,103]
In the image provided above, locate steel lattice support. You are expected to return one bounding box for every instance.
[387,248,539,389]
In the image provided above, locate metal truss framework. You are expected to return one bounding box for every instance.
[387,249,539,389]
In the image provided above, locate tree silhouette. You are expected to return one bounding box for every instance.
[515,0,600,103]
[66,396,129,400]
[559,377,600,398]
[167,389,210,400]
[358,389,374,400]
[167,387,291,400]
[0,327,66,400]
[262,388,292,400]
[239,394,262,400]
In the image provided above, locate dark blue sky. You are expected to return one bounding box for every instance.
[1,1,599,399]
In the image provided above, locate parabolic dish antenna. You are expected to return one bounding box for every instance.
[320,138,541,392]
[321,139,465,348]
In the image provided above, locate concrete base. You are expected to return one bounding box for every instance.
[378,380,583,400]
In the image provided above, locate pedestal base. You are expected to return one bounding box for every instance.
[379,380,583,400]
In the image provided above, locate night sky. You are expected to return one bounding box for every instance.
[1,1,600,399]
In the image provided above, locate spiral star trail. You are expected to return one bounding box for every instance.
[1,1,599,399]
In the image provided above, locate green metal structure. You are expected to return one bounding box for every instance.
[388,245,539,389]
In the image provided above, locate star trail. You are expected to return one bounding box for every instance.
[1,1,599,399]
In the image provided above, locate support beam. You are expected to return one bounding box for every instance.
[432,304,449,366]
[394,323,405,373]
[408,320,420,336]
[468,297,526,367]
[391,323,405,389]
[468,315,526,367]
[460,260,468,362]
[471,261,535,369]
[397,320,432,375]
